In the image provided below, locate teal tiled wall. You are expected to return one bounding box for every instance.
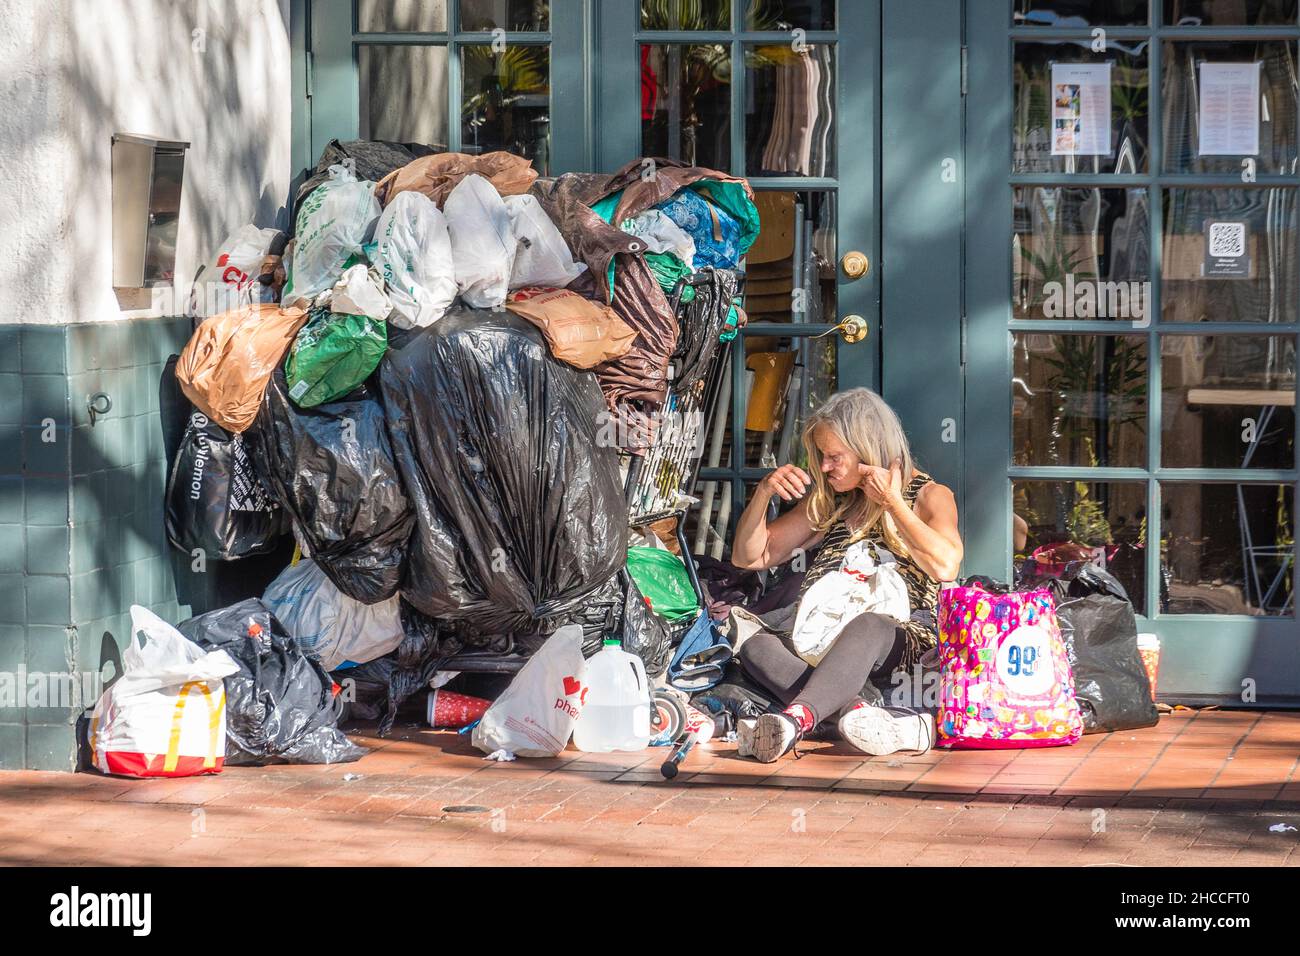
[0,316,224,770]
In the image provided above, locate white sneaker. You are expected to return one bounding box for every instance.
[750,712,802,763]
[838,704,934,757]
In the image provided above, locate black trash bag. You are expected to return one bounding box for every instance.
[165,410,287,560]
[294,138,440,219]
[178,599,366,764]
[1032,565,1158,734]
[379,307,628,635]
[244,368,413,604]
[335,600,452,734]
[619,573,672,679]
[670,268,743,393]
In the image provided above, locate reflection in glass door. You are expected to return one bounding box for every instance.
[972,2,1300,702]
[311,0,588,175]
[600,1,878,560]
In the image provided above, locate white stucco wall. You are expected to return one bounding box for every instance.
[0,0,292,324]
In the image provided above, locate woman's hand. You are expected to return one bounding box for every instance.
[760,463,813,502]
[857,458,903,508]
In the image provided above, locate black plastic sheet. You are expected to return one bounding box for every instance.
[379,306,628,635]
[1029,565,1159,734]
[178,599,366,764]
[244,368,413,604]
[165,411,287,561]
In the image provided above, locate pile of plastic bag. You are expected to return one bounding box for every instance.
[153,144,755,748]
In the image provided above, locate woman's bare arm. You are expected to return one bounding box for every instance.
[731,466,825,570]
[885,481,964,581]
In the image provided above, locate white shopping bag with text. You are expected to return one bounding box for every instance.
[90,606,239,778]
[472,626,589,758]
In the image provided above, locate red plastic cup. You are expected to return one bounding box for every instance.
[426,690,491,728]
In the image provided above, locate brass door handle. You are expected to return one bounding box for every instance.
[841,251,870,279]
[813,315,870,344]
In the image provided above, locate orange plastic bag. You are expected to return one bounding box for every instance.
[375,150,538,208]
[175,303,309,433]
[505,287,636,369]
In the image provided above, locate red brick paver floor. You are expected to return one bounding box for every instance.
[2,710,1298,866]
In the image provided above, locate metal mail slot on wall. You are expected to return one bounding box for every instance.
[111,133,190,296]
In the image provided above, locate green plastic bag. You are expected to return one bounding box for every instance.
[627,546,698,622]
[645,252,695,300]
[285,308,388,408]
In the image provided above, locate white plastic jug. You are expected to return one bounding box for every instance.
[572,640,651,752]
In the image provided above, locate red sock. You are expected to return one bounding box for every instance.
[783,703,815,734]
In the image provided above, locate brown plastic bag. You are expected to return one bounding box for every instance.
[176,303,310,433]
[375,151,538,208]
[505,288,636,369]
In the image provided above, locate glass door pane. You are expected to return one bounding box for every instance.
[640,43,732,169]
[460,44,552,169]
[359,45,451,144]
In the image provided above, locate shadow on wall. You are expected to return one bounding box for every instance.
[31,0,292,331]
[34,1,296,693]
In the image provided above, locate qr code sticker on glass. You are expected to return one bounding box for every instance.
[1208,222,1246,258]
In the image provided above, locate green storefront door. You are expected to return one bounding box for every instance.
[966,2,1300,704]
[300,0,882,558]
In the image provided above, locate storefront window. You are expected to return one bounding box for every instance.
[640,43,732,170]
[744,44,836,177]
[1161,482,1294,615]
[1015,1,1149,26]
[1164,0,1298,26]
[641,0,730,30]
[460,0,550,31]
[746,0,835,30]
[1013,186,1151,321]
[1161,335,1296,469]
[358,0,449,32]
[460,44,551,169]
[1013,41,1150,174]
[359,44,450,145]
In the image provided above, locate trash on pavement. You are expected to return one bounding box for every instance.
[472,625,589,758]
[262,558,405,671]
[426,689,490,729]
[178,599,366,765]
[89,606,240,778]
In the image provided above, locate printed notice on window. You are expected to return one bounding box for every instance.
[1050,62,1112,156]
[1198,62,1260,156]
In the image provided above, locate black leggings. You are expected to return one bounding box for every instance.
[739,612,906,728]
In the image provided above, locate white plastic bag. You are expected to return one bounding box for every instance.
[282,164,381,310]
[190,224,281,318]
[619,209,696,269]
[504,194,587,289]
[326,263,393,320]
[89,605,240,777]
[373,191,458,328]
[262,559,404,671]
[444,173,517,308]
[472,625,588,757]
[790,541,912,665]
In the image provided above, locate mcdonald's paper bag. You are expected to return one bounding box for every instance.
[90,606,239,778]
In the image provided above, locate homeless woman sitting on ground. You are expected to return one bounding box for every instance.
[730,388,963,762]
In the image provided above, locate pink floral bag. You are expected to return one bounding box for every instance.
[936,581,1082,749]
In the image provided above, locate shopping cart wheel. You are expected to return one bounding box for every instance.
[650,690,688,743]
